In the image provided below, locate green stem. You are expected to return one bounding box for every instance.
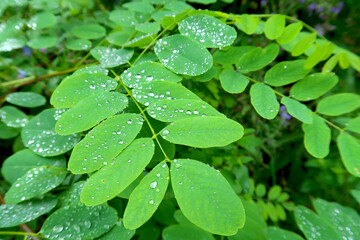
[110,70,170,162]
[0,231,41,238]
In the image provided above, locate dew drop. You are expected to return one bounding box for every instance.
[52,225,64,233]
[150,181,158,189]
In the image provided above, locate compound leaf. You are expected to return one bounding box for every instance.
[170,159,245,235]
[239,14,259,35]
[276,22,303,45]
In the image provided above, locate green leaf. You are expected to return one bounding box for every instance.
[290,73,338,101]
[154,34,213,76]
[123,1,154,13]
[291,32,316,56]
[267,227,304,240]
[178,14,237,48]
[338,52,350,69]
[109,9,136,26]
[0,198,57,228]
[68,113,143,174]
[305,43,334,69]
[80,138,155,206]
[276,22,303,45]
[316,93,360,116]
[28,35,57,49]
[55,92,128,135]
[255,184,266,197]
[136,22,161,34]
[5,166,67,204]
[302,115,331,158]
[123,161,169,229]
[170,159,245,235]
[90,46,134,68]
[147,99,223,122]
[106,29,134,46]
[27,11,56,30]
[72,65,109,76]
[267,202,278,222]
[281,97,313,124]
[132,80,200,107]
[267,185,282,201]
[71,23,106,39]
[337,133,360,177]
[313,198,360,239]
[187,0,216,4]
[0,122,20,139]
[1,149,65,184]
[97,220,135,240]
[219,69,249,93]
[0,36,26,52]
[121,61,182,89]
[351,189,360,204]
[5,92,46,108]
[276,204,286,221]
[213,46,254,65]
[346,116,360,133]
[239,14,259,35]
[123,32,157,48]
[250,83,280,120]
[21,109,81,156]
[117,174,143,199]
[264,14,285,40]
[160,116,244,148]
[65,39,92,51]
[0,106,28,128]
[237,43,279,73]
[40,204,117,240]
[322,54,339,73]
[264,60,310,86]
[295,206,339,240]
[162,224,215,240]
[50,73,117,108]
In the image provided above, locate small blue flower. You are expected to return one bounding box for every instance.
[17,69,26,78]
[22,46,31,57]
[331,1,344,14]
[280,105,291,126]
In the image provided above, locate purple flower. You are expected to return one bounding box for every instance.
[299,0,306,3]
[331,2,344,14]
[22,46,31,57]
[307,2,318,11]
[280,105,291,126]
[316,6,324,13]
[315,24,325,35]
[17,69,26,78]
[261,0,267,6]
[40,48,46,53]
